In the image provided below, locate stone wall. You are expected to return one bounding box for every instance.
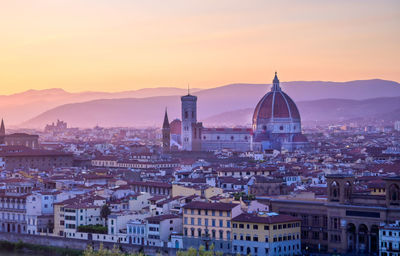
[0,232,178,256]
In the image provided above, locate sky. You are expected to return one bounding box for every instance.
[0,0,399,94]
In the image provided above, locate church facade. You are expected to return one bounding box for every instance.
[162,73,309,152]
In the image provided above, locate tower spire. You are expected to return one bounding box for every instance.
[163,108,170,129]
[272,71,281,91]
[187,83,190,95]
[0,118,5,136]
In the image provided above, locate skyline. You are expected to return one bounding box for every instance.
[0,0,399,94]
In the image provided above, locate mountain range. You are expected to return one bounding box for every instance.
[0,87,201,126]
[15,79,400,128]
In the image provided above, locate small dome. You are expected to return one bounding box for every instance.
[170,119,182,134]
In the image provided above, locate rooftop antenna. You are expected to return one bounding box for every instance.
[187,83,190,95]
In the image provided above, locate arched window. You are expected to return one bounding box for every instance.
[389,184,400,205]
[330,181,340,201]
[344,182,352,200]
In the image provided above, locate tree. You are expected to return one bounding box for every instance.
[83,244,144,256]
[100,204,111,225]
[177,246,221,256]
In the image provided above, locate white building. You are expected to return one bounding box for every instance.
[379,221,400,256]
[395,121,400,132]
[26,191,70,235]
[129,192,152,211]
[146,214,182,247]
[127,219,147,245]
[108,212,150,236]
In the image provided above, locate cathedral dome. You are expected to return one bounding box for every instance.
[252,72,300,130]
[170,119,182,134]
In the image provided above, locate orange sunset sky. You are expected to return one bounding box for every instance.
[1,0,399,94]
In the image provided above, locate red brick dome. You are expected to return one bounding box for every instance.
[252,73,300,127]
[252,90,300,122]
[170,119,182,134]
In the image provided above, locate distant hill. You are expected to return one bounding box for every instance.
[2,79,400,127]
[203,97,400,126]
[23,93,400,129]
[0,87,201,126]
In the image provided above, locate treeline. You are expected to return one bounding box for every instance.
[0,240,82,256]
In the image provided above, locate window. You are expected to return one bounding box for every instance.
[198,218,202,226]
[264,225,269,230]
[219,220,223,227]
[253,224,258,230]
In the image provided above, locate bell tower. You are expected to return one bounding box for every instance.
[181,89,198,151]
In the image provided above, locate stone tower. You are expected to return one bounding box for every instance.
[0,119,5,144]
[181,89,198,151]
[326,174,354,204]
[162,109,170,152]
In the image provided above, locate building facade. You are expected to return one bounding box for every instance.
[261,174,400,254]
[4,133,39,149]
[231,212,301,256]
[0,146,73,171]
[182,201,241,254]
[379,221,400,256]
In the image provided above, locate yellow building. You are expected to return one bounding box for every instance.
[172,184,223,199]
[182,201,242,254]
[232,212,301,256]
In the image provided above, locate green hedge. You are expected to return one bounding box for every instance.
[77,224,108,234]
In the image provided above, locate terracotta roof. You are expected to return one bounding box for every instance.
[232,213,301,224]
[183,201,239,211]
